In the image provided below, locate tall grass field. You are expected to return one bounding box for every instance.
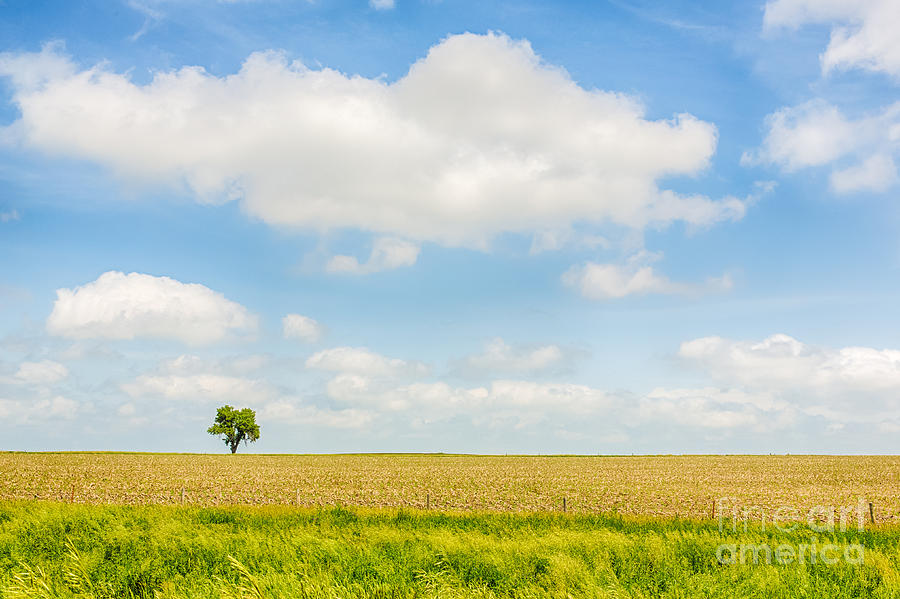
[1,502,898,598]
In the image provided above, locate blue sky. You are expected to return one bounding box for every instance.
[1,0,900,453]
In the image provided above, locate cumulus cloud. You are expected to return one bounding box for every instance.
[680,333,900,393]
[830,153,898,193]
[46,271,257,345]
[764,0,900,78]
[369,0,395,10]
[0,395,78,424]
[11,360,69,385]
[744,101,861,171]
[326,237,419,274]
[306,346,428,377]
[121,372,274,404]
[121,355,373,430]
[322,371,793,432]
[744,100,900,193]
[260,400,374,428]
[562,263,673,299]
[562,255,732,300]
[0,209,19,223]
[754,3,900,194]
[0,33,743,246]
[302,339,799,432]
[118,351,273,406]
[456,338,572,377]
[303,333,900,434]
[0,41,74,90]
[638,387,794,430]
[528,228,609,255]
[679,333,900,427]
[282,314,324,343]
[487,380,613,414]
[120,353,274,405]
[326,375,615,426]
[312,344,613,428]
[158,353,267,375]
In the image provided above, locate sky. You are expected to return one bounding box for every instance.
[1,0,900,453]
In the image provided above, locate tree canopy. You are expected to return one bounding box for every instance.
[207,405,260,454]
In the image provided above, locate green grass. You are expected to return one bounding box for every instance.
[1,502,898,598]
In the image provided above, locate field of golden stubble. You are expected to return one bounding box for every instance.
[2,453,900,521]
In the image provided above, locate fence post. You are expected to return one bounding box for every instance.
[426,493,430,510]
[563,497,567,513]
[69,484,75,504]
[869,502,876,525]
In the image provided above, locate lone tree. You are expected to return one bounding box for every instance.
[208,405,260,454]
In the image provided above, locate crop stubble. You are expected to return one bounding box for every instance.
[2,453,899,521]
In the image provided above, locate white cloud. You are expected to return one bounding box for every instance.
[12,360,69,385]
[46,271,257,345]
[326,237,419,274]
[306,346,428,377]
[640,392,756,429]
[325,375,614,426]
[830,153,898,193]
[369,0,395,10]
[120,355,376,431]
[764,0,900,78]
[321,371,791,432]
[157,353,267,375]
[303,339,800,433]
[56,341,124,362]
[160,354,209,373]
[302,334,900,434]
[679,334,900,428]
[638,387,794,430]
[121,372,274,404]
[0,395,78,424]
[487,380,613,414]
[120,352,274,406]
[282,314,324,343]
[260,400,374,428]
[744,100,900,193]
[325,373,425,411]
[0,34,743,246]
[122,352,274,405]
[0,209,19,223]
[679,333,900,392]
[528,228,609,255]
[754,1,900,194]
[744,101,861,171]
[457,338,570,376]
[562,254,732,300]
[0,40,74,91]
[562,263,673,299]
